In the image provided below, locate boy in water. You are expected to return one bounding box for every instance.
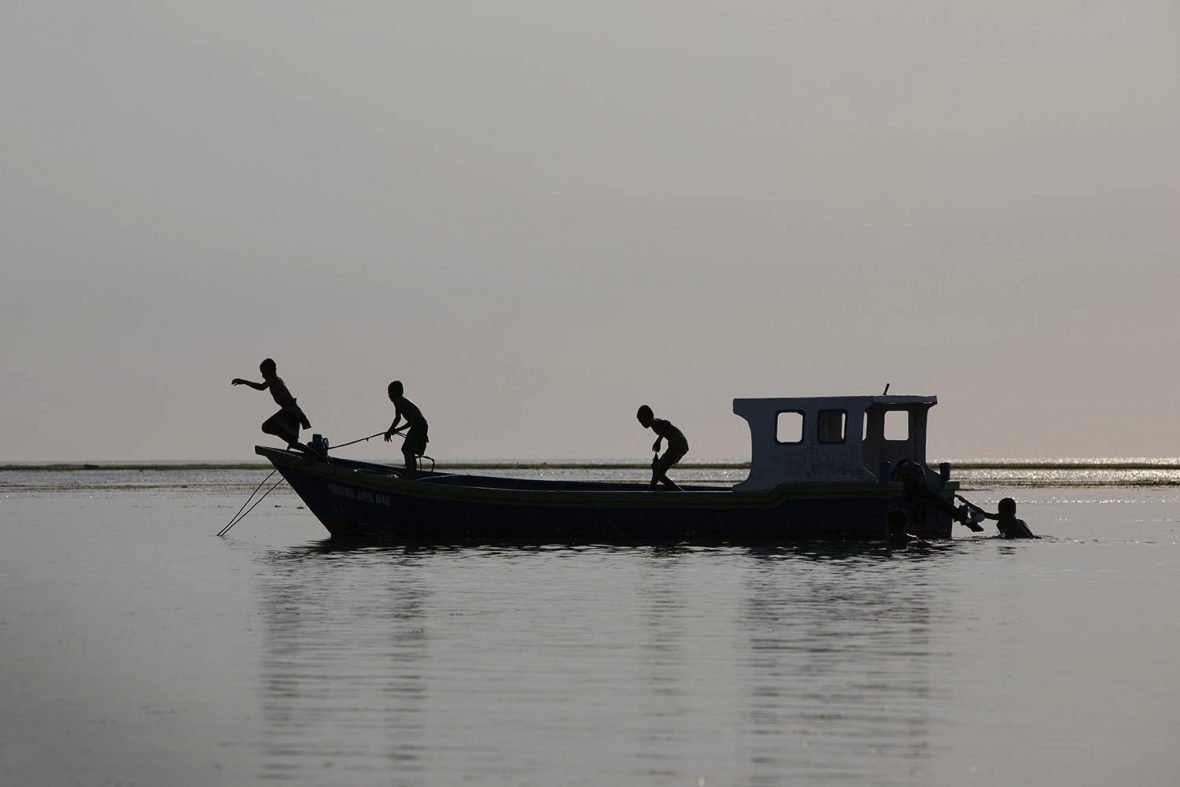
[385,380,429,478]
[232,358,315,454]
[637,405,688,491]
[886,508,929,548]
[986,497,1038,539]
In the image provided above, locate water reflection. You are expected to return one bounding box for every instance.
[739,546,951,786]
[257,542,431,782]
[633,551,690,781]
[251,540,957,784]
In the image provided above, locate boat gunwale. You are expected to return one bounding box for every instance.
[256,446,952,510]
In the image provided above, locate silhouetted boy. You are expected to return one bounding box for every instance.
[983,497,1038,539]
[385,380,428,478]
[637,405,688,491]
[232,358,314,454]
[886,508,930,547]
[887,508,918,546]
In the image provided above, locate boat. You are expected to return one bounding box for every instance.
[257,394,968,542]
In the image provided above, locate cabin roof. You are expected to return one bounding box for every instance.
[733,394,937,408]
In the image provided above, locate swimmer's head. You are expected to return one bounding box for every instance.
[998,497,1017,516]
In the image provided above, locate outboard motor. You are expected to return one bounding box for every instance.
[310,433,330,458]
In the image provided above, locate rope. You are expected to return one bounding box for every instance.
[218,473,286,537]
[219,427,436,538]
[218,469,276,536]
[326,429,435,471]
[327,431,385,450]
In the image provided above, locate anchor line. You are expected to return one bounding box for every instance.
[220,428,441,536]
[218,469,282,537]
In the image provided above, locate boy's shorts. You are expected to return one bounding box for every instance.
[403,419,429,456]
[263,409,301,443]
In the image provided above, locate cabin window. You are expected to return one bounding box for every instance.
[817,409,846,444]
[776,411,803,444]
[884,410,909,441]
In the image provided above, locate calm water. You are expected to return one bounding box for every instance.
[2,463,1179,786]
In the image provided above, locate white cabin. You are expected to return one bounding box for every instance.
[732,395,939,491]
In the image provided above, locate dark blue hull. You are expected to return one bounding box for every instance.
[259,448,956,542]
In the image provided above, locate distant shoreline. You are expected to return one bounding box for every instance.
[4,459,1180,472]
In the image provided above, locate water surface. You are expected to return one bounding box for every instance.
[2,464,1179,785]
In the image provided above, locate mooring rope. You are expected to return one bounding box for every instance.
[218,469,280,537]
[218,429,437,536]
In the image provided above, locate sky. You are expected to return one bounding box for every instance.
[2,2,1178,461]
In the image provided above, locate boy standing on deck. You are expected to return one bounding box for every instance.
[231,358,315,454]
[637,405,689,491]
[385,380,429,479]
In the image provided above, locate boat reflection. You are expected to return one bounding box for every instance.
[255,542,432,781]
[251,540,957,784]
[739,547,952,785]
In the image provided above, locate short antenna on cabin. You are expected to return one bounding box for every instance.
[882,383,890,395]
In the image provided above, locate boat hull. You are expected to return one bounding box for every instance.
[258,448,957,542]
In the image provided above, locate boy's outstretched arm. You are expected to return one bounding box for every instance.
[231,378,269,391]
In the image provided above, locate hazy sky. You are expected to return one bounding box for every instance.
[2,2,1178,461]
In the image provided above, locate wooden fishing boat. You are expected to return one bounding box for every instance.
[258,395,968,542]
